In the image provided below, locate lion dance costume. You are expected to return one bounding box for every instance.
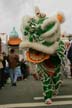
[20,7,65,104]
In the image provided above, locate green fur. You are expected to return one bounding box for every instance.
[24,17,55,43]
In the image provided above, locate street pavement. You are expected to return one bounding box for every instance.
[0,75,72,108]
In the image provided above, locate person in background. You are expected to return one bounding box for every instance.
[0,38,4,89]
[2,52,9,84]
[67,42,72,78]
[0,53,4,89]
[8,48,19,86]
[64,41,71,78]
[20,59,29,80]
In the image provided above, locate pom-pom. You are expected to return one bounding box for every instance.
[57,12,65,23]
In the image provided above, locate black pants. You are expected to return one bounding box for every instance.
[0,68,5,88]
[70,65,72,77]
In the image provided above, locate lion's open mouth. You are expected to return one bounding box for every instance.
[26,49,49,63]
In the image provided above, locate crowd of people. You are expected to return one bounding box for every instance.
[0,48,29,89]
[0,41,72,90]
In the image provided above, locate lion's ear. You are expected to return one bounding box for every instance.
[35,6,40,16]
[56,12,65,24]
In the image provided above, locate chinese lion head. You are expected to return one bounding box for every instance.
[20,7,65,64]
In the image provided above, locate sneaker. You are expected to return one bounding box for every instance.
[12,83,16,86]
[45,98,52,104]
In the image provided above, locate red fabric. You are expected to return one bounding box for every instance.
[44,59,55,76]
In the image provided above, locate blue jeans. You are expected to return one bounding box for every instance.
[9,67,21,84]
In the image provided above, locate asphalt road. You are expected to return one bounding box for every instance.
[0,75,72,108]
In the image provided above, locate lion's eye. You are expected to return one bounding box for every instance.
[36,13,40,15]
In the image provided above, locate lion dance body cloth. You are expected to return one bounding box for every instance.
[20,7,65,104]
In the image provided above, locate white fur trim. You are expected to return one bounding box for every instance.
[61,37,69,43]
[20,15,32,35]
[20,41,58,54]
[41,17,60,38]
[40,28,61,43]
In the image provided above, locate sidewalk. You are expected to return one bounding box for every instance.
[0,76,72,108]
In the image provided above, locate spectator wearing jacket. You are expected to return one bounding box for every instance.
[8,48,19,86]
